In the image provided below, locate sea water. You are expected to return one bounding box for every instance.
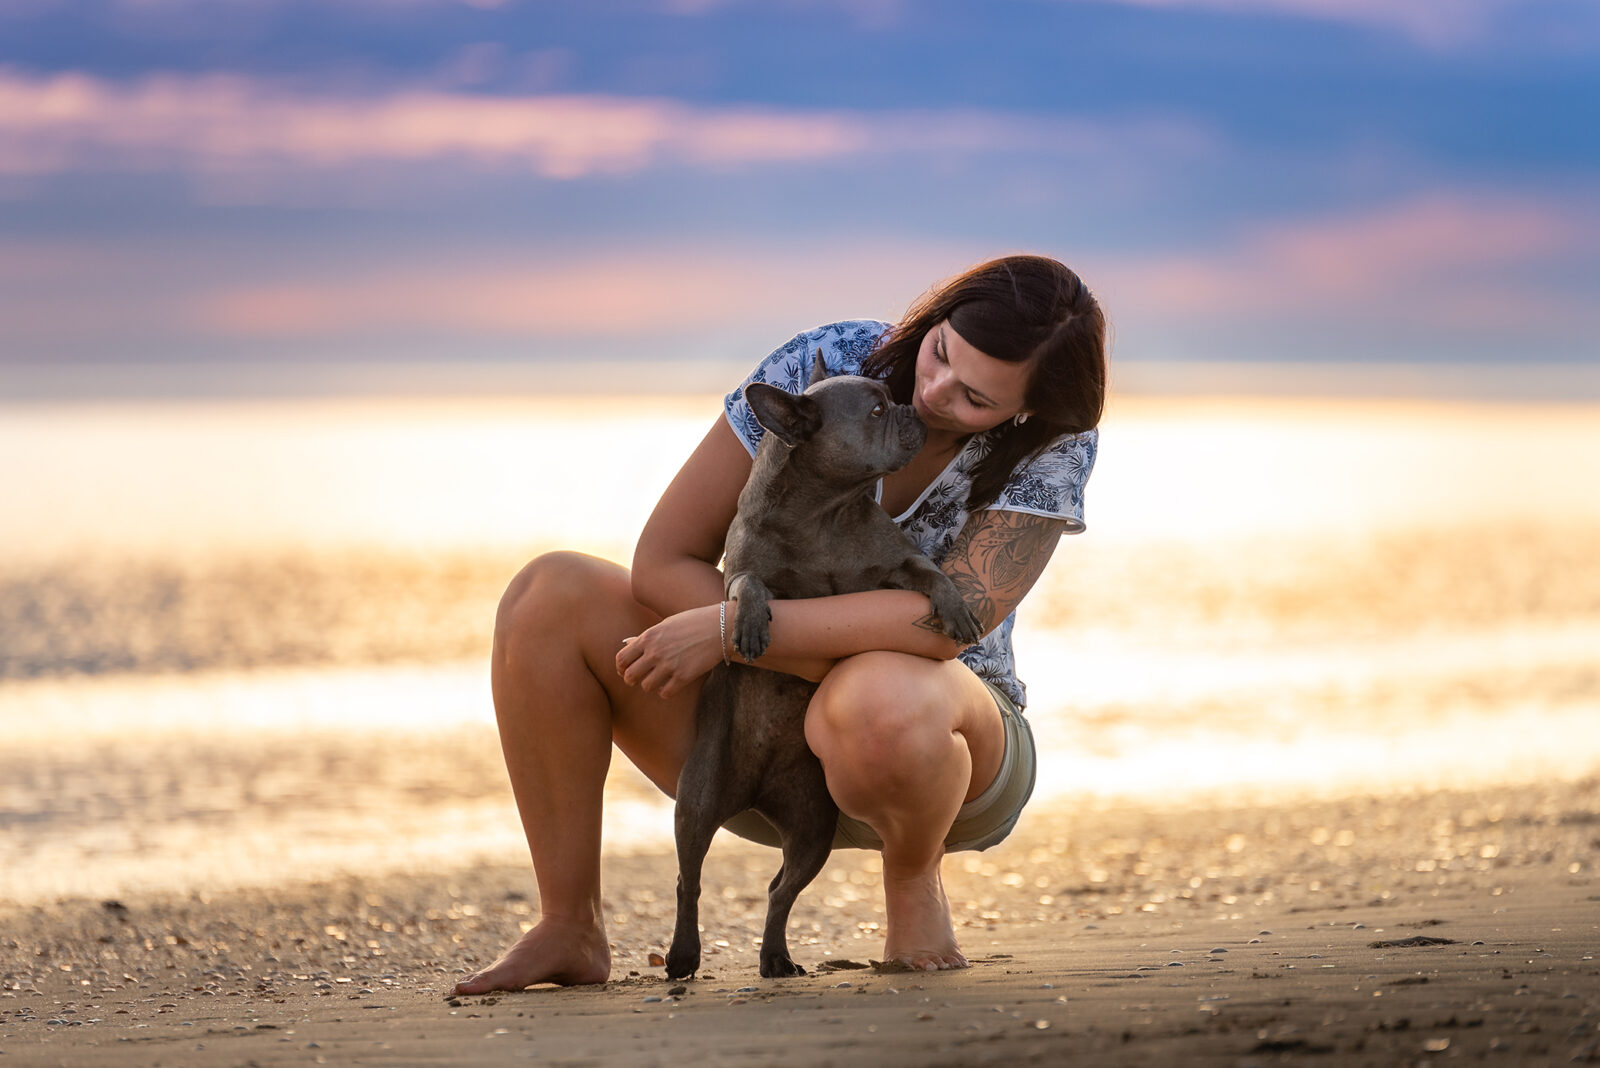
[2,390,1598,902]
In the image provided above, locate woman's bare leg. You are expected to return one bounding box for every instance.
[804,651,1004,972]
[455,551,701,993]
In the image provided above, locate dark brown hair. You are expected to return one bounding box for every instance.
[862,254,1107,509]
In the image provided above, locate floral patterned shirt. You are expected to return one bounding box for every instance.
[723,320,1098,710]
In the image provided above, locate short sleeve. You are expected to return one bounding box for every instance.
[723,321,892,457]
[987,428,1098,534]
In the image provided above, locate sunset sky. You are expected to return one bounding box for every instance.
[2,0,1596,379]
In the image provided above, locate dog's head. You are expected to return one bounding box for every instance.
[743,351,926,481]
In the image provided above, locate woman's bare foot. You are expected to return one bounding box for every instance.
[454,919,611,994]
[880,863,969,972]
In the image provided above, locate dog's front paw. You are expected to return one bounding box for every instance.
[946,603,983,645]
[929,590,983,645]
[732,601,773,662]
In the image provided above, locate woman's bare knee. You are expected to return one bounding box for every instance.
[807,653,1005,812]
[807,656,951,779]
[492,552,694,794]
[495,552,626,662]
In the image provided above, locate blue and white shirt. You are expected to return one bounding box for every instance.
[723,320,1098,710]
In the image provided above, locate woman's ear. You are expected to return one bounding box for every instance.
[745,383,823,446]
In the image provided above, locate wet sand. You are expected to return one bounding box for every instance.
[5,778,1597,1067]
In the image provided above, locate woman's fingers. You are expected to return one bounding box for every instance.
[643,666,673,695]
[615,612,707,694]
[623,654,651,688]
[615,634,644,677]
[618,634,669,692]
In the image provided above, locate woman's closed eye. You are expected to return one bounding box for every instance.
[936,337,992,409]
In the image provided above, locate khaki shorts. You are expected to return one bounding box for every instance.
[719,678,1036,854]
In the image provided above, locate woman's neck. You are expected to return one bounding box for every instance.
[922,428,966,461]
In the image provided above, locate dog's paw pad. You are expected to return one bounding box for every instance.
[758,956,805,979]
[953,609,983,644]
[663,946,699,980]
[733,609,772,662]
[733,631,770,662]
[931,603,982,644]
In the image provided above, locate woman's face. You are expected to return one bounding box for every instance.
[912,320,1031,437]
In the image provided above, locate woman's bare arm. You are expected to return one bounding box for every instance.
[627,415,837,683]
[935,508,1071,635]
[621,440,1072,696]
[755,507,1070,664]
[630,415,748,616]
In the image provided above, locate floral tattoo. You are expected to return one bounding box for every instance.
[932,510,1068,634]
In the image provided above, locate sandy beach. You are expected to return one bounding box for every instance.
[3,393,1598,1065]
[9,0,1599,1057]
[4,775,1598,1066]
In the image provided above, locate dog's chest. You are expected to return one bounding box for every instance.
[726,503,910,599]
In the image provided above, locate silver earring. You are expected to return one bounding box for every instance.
[1013,412,1029,426]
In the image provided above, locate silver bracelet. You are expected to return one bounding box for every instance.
[718,600,730,666]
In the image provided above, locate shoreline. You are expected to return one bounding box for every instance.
[5,359,1600,404]
[6,777,1597,1066]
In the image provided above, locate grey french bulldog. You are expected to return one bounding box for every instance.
[664,353,983,981]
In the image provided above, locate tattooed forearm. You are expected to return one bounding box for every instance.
[913,611,949,636]
[942,511,1067,632]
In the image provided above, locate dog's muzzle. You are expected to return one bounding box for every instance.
[894,406,928,453]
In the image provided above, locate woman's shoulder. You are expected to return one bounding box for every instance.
[725,319,895,456]
[780,320,894,376]
[983,427,1098,531]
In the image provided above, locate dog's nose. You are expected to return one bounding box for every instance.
[897,408,928,449]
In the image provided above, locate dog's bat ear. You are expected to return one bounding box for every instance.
[807,348,829,388]
[745,383,823,446]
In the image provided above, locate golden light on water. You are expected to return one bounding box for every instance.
[3,396,719,564]
[7,393,1597,560]
[2,391,1598,903]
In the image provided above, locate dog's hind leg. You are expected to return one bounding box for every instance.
[755,790,838,979]
[664,788,720,980]
[665,670,747,981]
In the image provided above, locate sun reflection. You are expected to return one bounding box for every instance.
[2,391,1597,904]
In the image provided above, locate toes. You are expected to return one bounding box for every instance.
[888,950,969,972]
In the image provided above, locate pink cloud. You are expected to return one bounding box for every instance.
[0,68,1206,187]
[1097,193,1597,331]
[0,69,872,180]
[0,236,998,348]
[1084,0,1521,48]
[191,243,992,337]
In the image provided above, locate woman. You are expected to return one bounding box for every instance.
[456,254,1105,992]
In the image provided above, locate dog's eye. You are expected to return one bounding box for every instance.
[870,404,884,418]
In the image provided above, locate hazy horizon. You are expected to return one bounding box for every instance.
[5,355,1599,403]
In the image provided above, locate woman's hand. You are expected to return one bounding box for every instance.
[615,603,724,698]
